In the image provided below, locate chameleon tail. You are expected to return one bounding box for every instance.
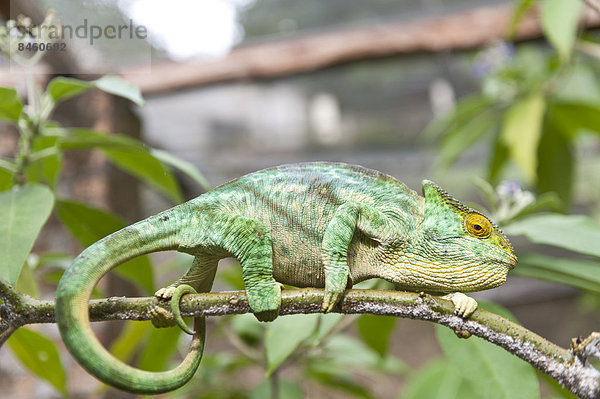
[55,204,204,394]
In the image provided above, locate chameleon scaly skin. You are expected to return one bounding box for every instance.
[55,162,517,394]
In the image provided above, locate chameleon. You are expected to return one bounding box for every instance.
[55,162,517,394]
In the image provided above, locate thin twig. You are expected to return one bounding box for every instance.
[584,0,600,15]
[0,279,598,398]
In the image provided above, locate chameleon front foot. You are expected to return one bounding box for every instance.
[443,292,478,318]
[246,282,283,322]
[321,290,344,313]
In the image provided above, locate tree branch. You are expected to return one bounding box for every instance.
[120,3,600,94]
[1,278,598,398]
[584,0,600,15]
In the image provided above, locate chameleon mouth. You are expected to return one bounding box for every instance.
[503,254,518,270]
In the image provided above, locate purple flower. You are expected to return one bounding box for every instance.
[472,41,515,79]
[497,180,521,197]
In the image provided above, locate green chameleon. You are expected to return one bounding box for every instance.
[55,162,516,394]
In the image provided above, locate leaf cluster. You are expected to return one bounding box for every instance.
[0,62,210,395]
[420,2,600,397]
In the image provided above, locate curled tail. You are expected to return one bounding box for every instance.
[55,205,203,394]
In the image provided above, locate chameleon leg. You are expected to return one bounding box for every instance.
[151,255,218,329]
[322,202,394,312]
[215,215,281,322]
[321,203,357,312]
[155,255,219,299]
[158,213,281,323]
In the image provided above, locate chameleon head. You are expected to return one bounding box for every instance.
[388,180,517,293]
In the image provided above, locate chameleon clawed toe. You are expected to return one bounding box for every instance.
[322,291,344,313]
[148,306,176,328]
[155,286,177,300]
[150,285,198,332]
[443,292,478,318]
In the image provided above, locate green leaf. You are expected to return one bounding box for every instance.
[551,102,600,136]
[16,261,39,298]
[402,358,478,399]
[0,167,13,191]
[508,0,537,39]
[55,199,154,294]
[541,0,582,60]
[505,214,600,257]
[538,370,578,399]
[313,313,344,344]
[250,379,304,399]
[478,300,519,322]
[46,75,144,106]
[356,314,396,357]
[507,192,561,222]
[60,129,183,203]
[473,178,498,212]
[265,314,319,375]
[438,109,499,169]
[487,136,510,183]
[536,119,573,209]
[424,94,492,139]
[138,325,182,371]
[8,327,67,396]
[94,75,144,106]
[35,252,74,270]
[320,334,380,369]
[232,313,265,346]
[435,319,540,399]
[304,360,373,399]
[218,261,245,290]
[511,45,550,87]
[553,63,600,104]
[54,200,117,246]
[378,355,409,375]
[104,148,183,203]
[109,321,151,363]
[514,253,600,294]
[151,149,211,191]
[500,94,545,182]
[46,77,92,103]
[195,352,252,380]
[57,128,141,150]
[0,87,23,122]
[25,135,63,189]
[0,184,54,284]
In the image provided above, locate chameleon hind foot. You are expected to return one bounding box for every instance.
[149,306,176,328]
[149,286,177,328]
[443,292,478,318]
[155,285,177,300]
[150,285,197,334]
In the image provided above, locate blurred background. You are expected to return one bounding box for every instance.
[0,0,599,398]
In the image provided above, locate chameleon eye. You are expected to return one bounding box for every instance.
[465,213,492,238]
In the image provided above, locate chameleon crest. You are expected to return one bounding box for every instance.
[422,180,514,255]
